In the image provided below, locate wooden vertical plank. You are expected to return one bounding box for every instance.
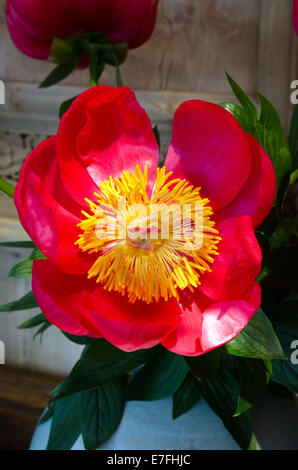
[258,0,296,129]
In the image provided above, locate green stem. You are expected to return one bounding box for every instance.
[0,177,15,198]
[88,45,98,87]
[257,267,270,284]
[116,65,124,87]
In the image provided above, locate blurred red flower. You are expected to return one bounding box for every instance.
[6,0,159,60]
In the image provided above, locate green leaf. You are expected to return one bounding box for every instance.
[80,378,125,450]
[185,349,221,382]
[0,177,15,198]
[288,104,298,168]
[49,37,75,64]
[254,93,291,191]
[116,64,123,88]
[18,313,47,330]
[223,309,285,360]
[194,365,257,450]
[219,102,255,134]
[62,331,94,345]
[8,258,33,279]
[30,247,46,260]
[59,95,79,119]
[172,373,201,420]
[234,358,271,417]
[47,393,82,450]
[95,56,106,83]
[39,60,77,88]
[224,73,291,193]
[52,341,160,400]
[17,312,51,340]
[272,324,298,393]
[225,73,258,119]
[0,291,38,312]
[0,241,35,248]
[124,349,189,401]
[33,321,52,341]
[153,125,161,150]
[39,401,55,425]
[8,247,46,279]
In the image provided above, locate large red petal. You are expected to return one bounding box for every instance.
[162,215,262,356]
[32,259,177,350]
[84,285,181,328]
[162,286,260,357]
[7,0,77,39]
[14,137,58,261]
[216,134,276,228]
[14,136,94,274]
[6,2,52,59]
[199,216,262,301]
[57,86,159,205]
[32,260,99,336]
[73,0,158,47]
[165,100,252,210]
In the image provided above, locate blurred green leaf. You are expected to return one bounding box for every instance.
[8,247,45,279]
[0,241,35,248]
[8,258,33,279]
[0,291,38,312]
[18,313,47,330]
[59,95,79,119]
[39,60,77,88]
[62,331,94,345]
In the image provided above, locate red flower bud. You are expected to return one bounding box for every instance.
[6,0,159,61]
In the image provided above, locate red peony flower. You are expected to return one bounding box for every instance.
[15,86,276,356]
[6,0,159,60]
[294,0,298,36]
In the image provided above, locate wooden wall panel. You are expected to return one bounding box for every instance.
[258,0,298,128]
[0,0,261,93]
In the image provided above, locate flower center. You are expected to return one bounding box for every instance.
[76,165,220,304]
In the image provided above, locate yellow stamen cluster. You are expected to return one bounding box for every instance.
[76,165,220,304]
